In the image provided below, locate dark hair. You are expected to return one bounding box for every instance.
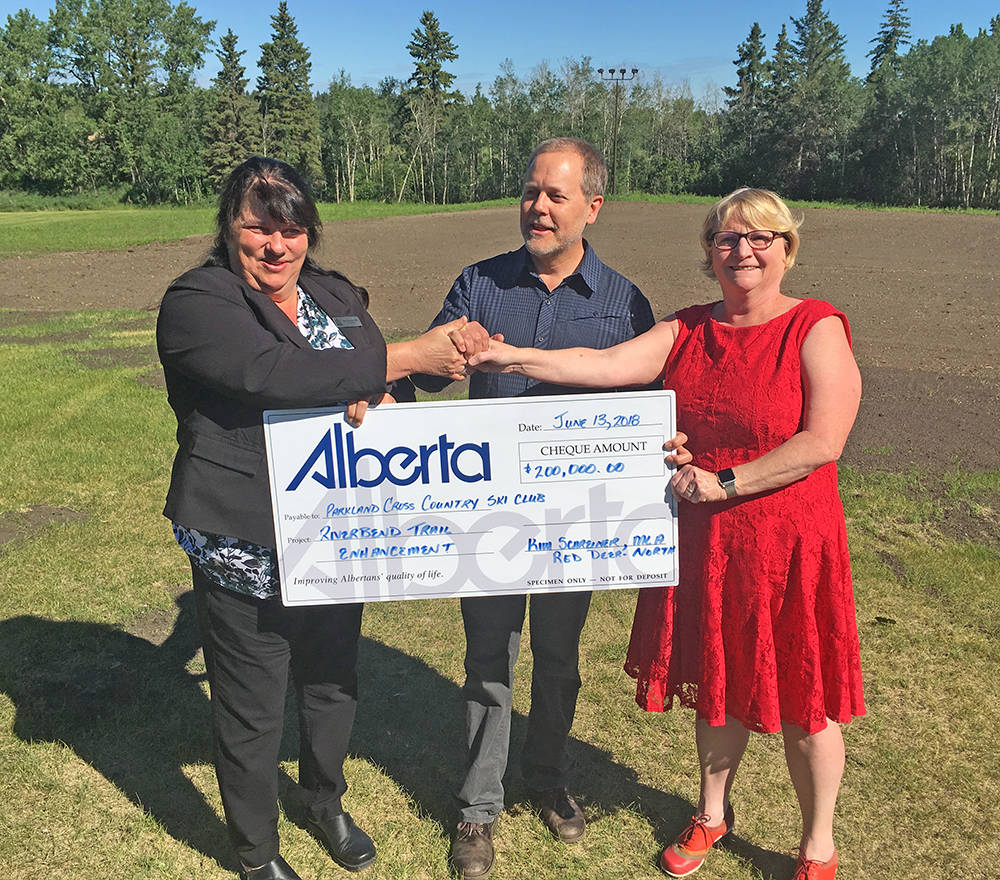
[204,156,368,303]
[526,137,607,198]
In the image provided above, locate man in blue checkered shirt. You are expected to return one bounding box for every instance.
[414,137,655,880]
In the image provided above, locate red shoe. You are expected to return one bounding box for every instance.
[659,805,734,877]
[791,849,838,879]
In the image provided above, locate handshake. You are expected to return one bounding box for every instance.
[385,316,510,384]
[423,316,503,381]
[349,317,508,425]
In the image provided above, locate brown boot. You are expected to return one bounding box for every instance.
[532,788,586,842]
[449,817,498,878]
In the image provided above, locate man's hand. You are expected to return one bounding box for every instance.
[447,320,497,361]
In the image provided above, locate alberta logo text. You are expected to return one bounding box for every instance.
[286,423,492,491]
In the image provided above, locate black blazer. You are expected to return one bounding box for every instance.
[157,265,388,547]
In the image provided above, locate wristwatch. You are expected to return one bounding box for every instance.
[716,468,738,499]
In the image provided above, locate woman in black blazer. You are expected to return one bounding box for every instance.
[157,157,483,880]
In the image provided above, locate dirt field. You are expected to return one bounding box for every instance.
[2,202,998,473]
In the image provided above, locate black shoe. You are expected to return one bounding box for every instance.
[238,855,302,880]
[531,788,586,842]
[307,812,377,872]
[450,817,497,879]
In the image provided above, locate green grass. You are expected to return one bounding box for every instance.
[0,188,131,211]
[5,199,518,257]
[5,205,218,255]
[1,310,998,879]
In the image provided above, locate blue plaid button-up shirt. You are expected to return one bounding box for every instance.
[416,241,655,398]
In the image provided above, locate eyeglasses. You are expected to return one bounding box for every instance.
[710,230,786,251]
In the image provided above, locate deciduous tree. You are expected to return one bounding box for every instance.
[49,0,213,201]
[0,10,95,193]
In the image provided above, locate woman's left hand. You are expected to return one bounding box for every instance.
[671,464,727,504]
[466,337,520,372]
[346,392,395,427]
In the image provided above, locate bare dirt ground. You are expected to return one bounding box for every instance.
[2,202,998,474]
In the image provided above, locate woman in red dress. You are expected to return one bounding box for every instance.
[468,188,863,880]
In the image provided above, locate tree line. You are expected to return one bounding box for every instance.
[2,0,998,209]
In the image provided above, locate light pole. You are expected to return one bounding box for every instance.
[597,67,638,195]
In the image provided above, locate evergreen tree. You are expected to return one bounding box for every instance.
[791,0,847,78]
[725,22,768,111]
[855,2,912,202]
[722,21,768,182]
[7,7,1000,210]
[769,23,797,94]
[402,9,459,202]
[753,24,796,186]
[203,29,260,187]
[406,10,458,101]
[785,0,858,197]
[868,0,911,76]
[256,1,324,189]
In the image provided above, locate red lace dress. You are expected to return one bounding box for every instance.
[624,298,865,734]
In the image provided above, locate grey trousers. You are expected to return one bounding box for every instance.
[456,590,592,823]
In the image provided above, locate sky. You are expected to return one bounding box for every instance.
[5,0,999,98]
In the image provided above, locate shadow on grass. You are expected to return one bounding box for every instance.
[0,593,236,870]
[1,596,794,879]
[350,636,795,880]
[720,837,798,880]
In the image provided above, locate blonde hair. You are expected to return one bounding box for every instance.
[699,188,802,279]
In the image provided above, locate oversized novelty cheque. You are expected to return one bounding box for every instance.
[263,390,678,605]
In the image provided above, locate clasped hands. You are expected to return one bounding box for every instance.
[347,318,498,425]
[440,317,503,377]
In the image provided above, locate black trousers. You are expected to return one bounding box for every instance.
[191,564,363,867]
[456,590,592,822]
